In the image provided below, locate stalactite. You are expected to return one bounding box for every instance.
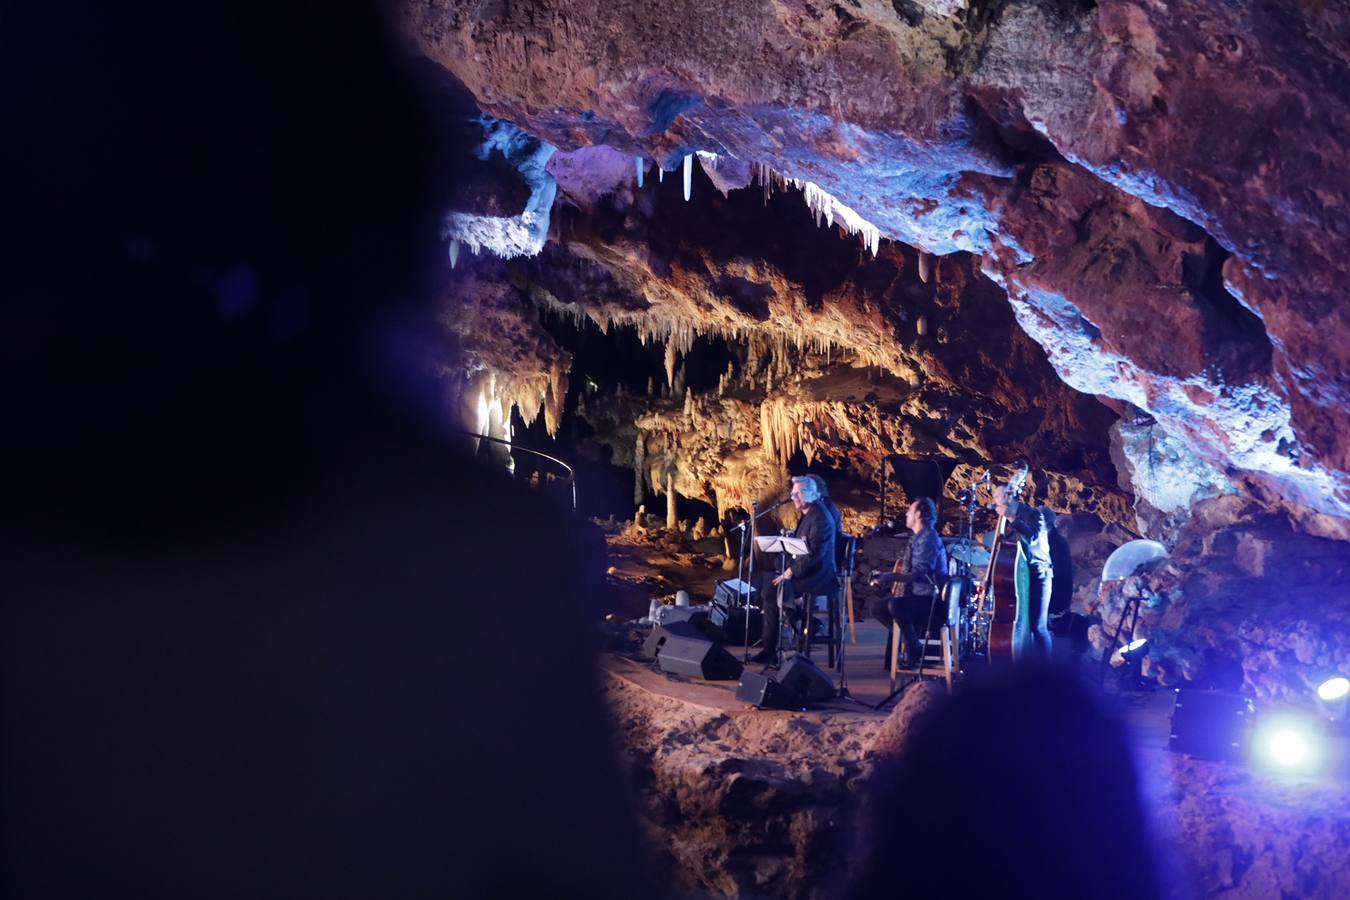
[664,338,677,389]
[919,251,931,284]
[635,156,644,189]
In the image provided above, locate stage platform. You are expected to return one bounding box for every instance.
[608,618,966,716]
[605,618,1198,750]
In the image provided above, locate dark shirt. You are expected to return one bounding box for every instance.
[790,502,838,596]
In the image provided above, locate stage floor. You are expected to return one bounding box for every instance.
[605,619,1225,756]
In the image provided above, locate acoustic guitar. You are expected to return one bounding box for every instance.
[986,463,1031,664]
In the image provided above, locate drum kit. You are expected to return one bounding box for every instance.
[941,469,999,660]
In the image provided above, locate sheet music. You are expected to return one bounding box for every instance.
[755,535,809,556]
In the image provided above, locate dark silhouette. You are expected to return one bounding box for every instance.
[2,3,664,898]
[849,666,1161,900]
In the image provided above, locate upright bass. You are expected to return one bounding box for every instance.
[985,463,1031,664]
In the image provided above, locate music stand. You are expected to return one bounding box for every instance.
[755,535,807,667]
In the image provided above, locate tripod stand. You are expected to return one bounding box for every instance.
[755,534,807,669]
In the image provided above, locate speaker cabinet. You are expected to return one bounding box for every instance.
[736,671,799,709]
[643,620,707,659]
[1169,689,1254,760]
[657,635,743,681]
[779,655,836,703]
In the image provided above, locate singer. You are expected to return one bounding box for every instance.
[751,475,839,664]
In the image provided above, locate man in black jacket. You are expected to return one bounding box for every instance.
[752,475,838,663]
[870,497,948,667]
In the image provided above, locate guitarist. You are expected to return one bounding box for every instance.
[868,498,948,667]
[992,485,1055,657]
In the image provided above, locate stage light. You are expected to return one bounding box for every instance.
[1268,729,1308,766]
[1252,712,1325,774]
[1317,676,1349,702]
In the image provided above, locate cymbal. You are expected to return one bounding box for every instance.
[946,539,991,566]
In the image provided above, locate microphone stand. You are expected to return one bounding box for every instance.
[730,497,791,665]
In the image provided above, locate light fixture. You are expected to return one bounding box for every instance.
[1251,711,1325,774]
[1317,676,1349,703]
[1114,637,1150,691]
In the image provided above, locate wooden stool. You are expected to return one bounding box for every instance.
[890,621,956,691]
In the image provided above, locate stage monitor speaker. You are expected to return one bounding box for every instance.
[643,620,707,660]
[656,605,726,643]
[658,636,744,681]
[1168,689,1254,760]
[779,655,836,704]
[710,604,763,647]
[736,671,800,710]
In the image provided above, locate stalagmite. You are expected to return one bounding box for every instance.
[683,154,693,201]
[916,314,928,336]
[634,433,646,504]
[635,156,644,189]
[666,471,677,530]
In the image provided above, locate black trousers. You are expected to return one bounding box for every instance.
[757,575,828,653]
[868,591,938,657]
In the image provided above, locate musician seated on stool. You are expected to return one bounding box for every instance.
[992,484,1055,658]
[869,497,947,668]
[751,475,838,664]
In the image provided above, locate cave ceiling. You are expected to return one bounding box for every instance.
[406,0,1350,541]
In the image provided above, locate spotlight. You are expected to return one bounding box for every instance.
[1251,711,1325,775]
[1114,638,1149,691]
[1317,676,1349,703]
[1267,729,1308,767]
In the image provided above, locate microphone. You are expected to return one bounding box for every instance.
[729,496,791,530]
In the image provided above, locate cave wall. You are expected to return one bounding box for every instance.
[404,0,1350,539]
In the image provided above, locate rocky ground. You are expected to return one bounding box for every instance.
[604,655,1350,899]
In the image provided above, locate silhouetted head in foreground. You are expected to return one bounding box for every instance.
[849,666,1160,900]
[2,4,664,898]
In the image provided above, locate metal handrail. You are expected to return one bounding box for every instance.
[456,430,576,511]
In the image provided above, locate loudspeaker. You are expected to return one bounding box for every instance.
[654,605,726,641]
[736,671,799,709]
[1169,689,1254,760]
[779,655,836,703]
[657,635,743,681]
[710,604,762,646]
[643,620,707,659]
